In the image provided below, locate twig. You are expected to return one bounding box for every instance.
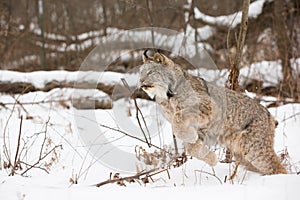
[226,0,250,91]
[92,128,187,187]
[21,145,62,176]
[234,0,250,71]
[149,168,169,177]
[10,116,23,176]
[39,118,50,160]
[226,8,240,65]
[229,161,240,180]
[75,141,100,184]
[98,123,169,154]
[95,168,158,187]
[133,98,151,147]
[3,95,21,167]
[281,111,300,123]
[121,78,151,147]
[172,134,179,155]
[19,161,49,174]
[17,118,60,176]
[194,169,222,184]
[74,111,171,156]
[240,170,248,184]
[145,0,155,48]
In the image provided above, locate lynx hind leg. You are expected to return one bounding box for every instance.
[234,121,287,175]
[234,154,261,174]
[243,149,287,175]
[185,141,217,167]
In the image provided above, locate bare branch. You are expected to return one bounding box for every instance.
[95,168,168,187]
[229,161,240,180]
[121,78,151,147]
[145,0,155,48]
[10,116,23,176]
[98,123,169,154]
[226,10,240,65]
[194,169,223,185]
[2,94,23,167]
[133,98,152,147]
[226,0,250,91]
[39,118,50,160]
[280,111,300,123]
[19,161,49,174]
[235,0,250,70]
[20,145,62,176]
[172,134,179,155]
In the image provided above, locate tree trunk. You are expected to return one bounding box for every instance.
[274,0,296,98]
[226,0,250,92]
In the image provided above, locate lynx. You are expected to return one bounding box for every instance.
[138,50,287,175]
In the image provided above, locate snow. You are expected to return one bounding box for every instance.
[0,175,299,200]
[194,0,267,28]
[28,26,214,58]
[1,59,300,200]
[5,53,278,89]
[19,24,25,31]
[196,25,216,41]
[189,57,300,88]
[0,57,299,99]
[5,26,216,68]
[0,70,126,88]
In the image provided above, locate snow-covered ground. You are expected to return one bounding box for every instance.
[0,61,300,200]
[2,0,299,197]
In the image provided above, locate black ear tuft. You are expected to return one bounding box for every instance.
[142,49,150,63]
[143,49,149,58]
[167,88,175,98]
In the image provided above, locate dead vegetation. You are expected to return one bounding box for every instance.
[2,112,62,176]
[95,146,188,187]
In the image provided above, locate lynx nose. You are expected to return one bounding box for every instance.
[138,81,144,89]
[139,79,154,90]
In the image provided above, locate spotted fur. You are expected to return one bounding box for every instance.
[139,51,287,175]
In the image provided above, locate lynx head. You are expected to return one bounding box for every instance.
[139,50,184,100]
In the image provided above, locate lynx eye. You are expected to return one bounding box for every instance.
[141,85,154,89]
[146,71,153,76]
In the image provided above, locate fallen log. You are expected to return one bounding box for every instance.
[0,80,151,109]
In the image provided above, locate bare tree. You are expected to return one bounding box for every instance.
[226,0,250,91]
[274,0,298,99]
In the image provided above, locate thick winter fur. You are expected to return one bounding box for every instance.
[139,51,287,175]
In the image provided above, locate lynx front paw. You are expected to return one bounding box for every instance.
[173,126,198,143]
[202,151,217,167]
[185,142,217,167]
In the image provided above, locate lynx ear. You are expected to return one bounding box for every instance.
[142,50,152,63]
[153,53,174,68]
